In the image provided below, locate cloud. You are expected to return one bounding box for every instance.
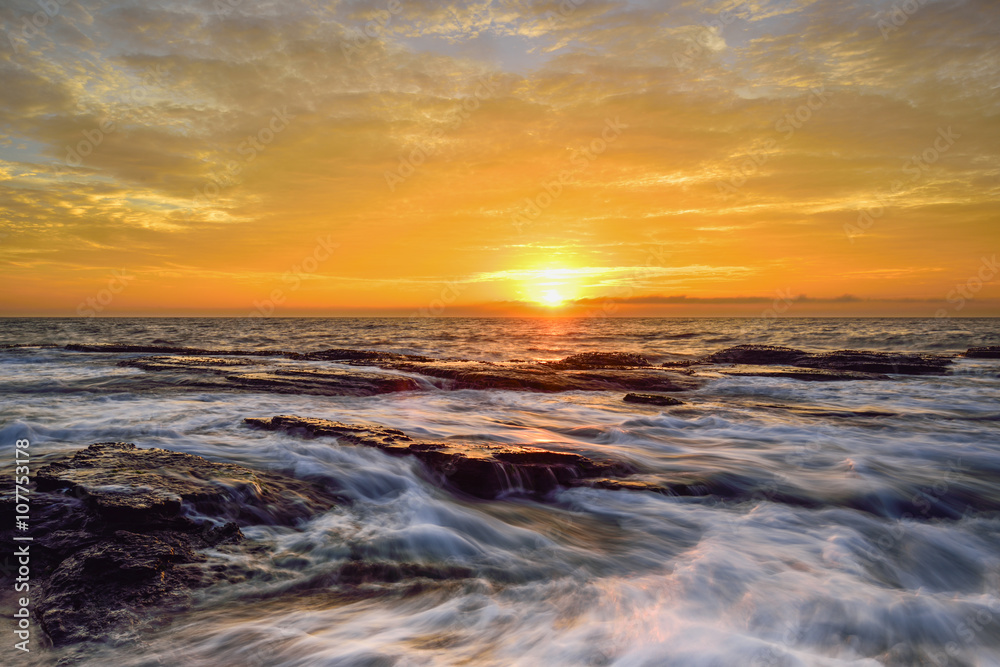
[0,0,997,314]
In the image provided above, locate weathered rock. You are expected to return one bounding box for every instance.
[74,346,699,395]
[623,393,684,406]
[300,349,433,363]
[225,369,420,396]
[377,360,699,393]
[703,345,951,376]
[803,350,951,375]
[69,344,431,363]
[122,355,247,370]
[704,345,807,365]
[966,346,1000,359]
[544,352,651,370]
[67,343,284,357]
[36,530,204,646]
[245,415,640,499]
[717,366,891,382]
[0,441,344,647]
[35,441,340,526]
[120,355,421,396]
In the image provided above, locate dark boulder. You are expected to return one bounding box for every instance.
[704,345,807,365]
[623,393,684,406]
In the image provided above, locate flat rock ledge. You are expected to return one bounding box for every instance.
[716,366,891,382]
[966,346,1000,359]
[245,415,640,499]
[701,345,952,376]
[1,442,342,647]
[67,346,701,395]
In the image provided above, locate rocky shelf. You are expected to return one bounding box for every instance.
[245,415,641,499]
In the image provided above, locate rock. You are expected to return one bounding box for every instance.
[68,344,431,363]
[703,345,951,376]
[0,441,344,647]
[544,352,651,370]
[225,369,420,396]
[36,530,203,646]
[120,355,421,396]
[803,350,951,375]
[300,349,433,363]
[623,393,684,406]
[245,415,640,499]
[704,345,807,365]
[67,343,283,357]
[122,355,246,370]
[966,346,1000,359]
[717,366,891,381]
[75,347,699,395]
[34,441,339,526]
[377,360,699,393]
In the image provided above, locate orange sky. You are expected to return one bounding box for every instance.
[1,0,997,317]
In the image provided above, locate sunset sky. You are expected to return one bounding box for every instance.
[1,0,997,316]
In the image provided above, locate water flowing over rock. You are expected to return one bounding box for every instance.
[2,442,342,647]
[245,415,641,499]
[120,355,421,396]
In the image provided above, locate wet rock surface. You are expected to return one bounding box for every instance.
[245,415,640,499]
[543,352,652,370]
[376,360,699,393]
[623,393,685,406]
[966,346,1000,359]
[702,344,952,375]
[104,349,700,395]
[716,365,891,382]
[120,355,421,396]
[1,442,343,647]
[225,369,420,396]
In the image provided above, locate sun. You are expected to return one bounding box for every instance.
[540,289,565,307]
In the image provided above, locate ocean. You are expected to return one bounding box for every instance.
[2,317,999,666]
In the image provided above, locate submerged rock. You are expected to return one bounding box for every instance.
[703,344,951,376]
[623,393,685,406]
[2,442,342,647]
[245,415,639,499]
